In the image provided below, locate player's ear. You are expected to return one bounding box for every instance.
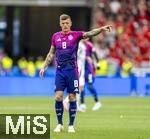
[70,20,72,27]
[59,20,62,27]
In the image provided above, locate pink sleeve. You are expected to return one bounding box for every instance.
[51,34,56,47]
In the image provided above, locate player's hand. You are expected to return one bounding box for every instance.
[95,63,100,70]
[39,68,45,79]
[101,25,112,32]
[96,65,101,70]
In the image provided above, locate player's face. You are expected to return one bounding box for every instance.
[60,18,72,33]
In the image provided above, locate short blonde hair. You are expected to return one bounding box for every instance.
[60,14,71,21]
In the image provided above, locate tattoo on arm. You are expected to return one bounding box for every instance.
[83,28,103,39]
[43,46,56,70]
[83,25,112,39]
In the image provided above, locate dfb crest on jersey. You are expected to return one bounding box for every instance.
[68,35,73,40]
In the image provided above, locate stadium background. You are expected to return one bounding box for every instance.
[0,0,150,139]
[0,0,149,96]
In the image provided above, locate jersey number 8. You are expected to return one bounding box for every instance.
[62,42,67,49]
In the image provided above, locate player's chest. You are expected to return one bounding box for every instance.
[54,35,77,49]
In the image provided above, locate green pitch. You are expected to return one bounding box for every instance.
[0,97,150,139]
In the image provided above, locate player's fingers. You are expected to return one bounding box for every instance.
[106,25,112,31]
[106,26,112,32]
[108,27,111,32]
[105,28,110,32]
[108,26,112,31]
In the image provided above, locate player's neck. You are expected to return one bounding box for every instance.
[62,30,71,34]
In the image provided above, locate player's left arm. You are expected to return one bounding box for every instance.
[83,25,112,39]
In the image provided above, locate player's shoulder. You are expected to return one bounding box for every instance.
[51,32,62,41]
[52,31,62,37]
[70,31,84,35]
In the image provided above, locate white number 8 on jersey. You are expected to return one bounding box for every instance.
[62,42,67,49]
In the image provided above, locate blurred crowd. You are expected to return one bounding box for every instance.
[0,0,150,77]
[93,0,150,77]
[0,48,51,77]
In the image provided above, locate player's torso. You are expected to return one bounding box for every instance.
[53,31,81,69]
[54,32,78,50]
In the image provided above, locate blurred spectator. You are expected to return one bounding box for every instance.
[35,56,44,76]
[121,56,133,77]
[107,56,119,76]
[109,0,121,15]
[18,57,28,75]
[27,57,36,77]
[95,58,108,76]
[94,0,150,76]
[1,54,13,75]
[35,56,44,70]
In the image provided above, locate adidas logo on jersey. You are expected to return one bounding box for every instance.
[74,88,79,92]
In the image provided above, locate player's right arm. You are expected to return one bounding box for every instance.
[39,45,56,79]
[83,25,112,39]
